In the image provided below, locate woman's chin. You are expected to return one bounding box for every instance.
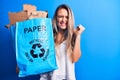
[60,26,67,30]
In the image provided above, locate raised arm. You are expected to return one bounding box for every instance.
[72,25,85,62]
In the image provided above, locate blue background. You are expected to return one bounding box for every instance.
[0,0,120,80]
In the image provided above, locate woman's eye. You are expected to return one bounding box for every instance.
[57,16,63,18]
[66,16,68,19]
[57,15,68,20]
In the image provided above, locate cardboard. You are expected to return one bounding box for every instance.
[5,4,48,28]
[8,11,28,25]
[29,11,48,19]
[23,4,36,17]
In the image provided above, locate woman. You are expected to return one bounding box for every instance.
[40,4,85,80]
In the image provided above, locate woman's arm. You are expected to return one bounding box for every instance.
[72,25,85,63]
[72,35,81,62]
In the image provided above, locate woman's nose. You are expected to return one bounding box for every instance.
[62,16,67,22]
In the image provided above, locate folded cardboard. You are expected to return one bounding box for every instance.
[23,4,37,17]
[29,11,48,19]
[8,11,28,25]
[5,4,48,28]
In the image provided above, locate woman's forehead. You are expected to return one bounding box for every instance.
[57,8,68,15]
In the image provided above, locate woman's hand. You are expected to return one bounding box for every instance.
[74,24,85,36]
[16,65,19,74]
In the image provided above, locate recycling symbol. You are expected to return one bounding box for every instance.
[30,43,45,58]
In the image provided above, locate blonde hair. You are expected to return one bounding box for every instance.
[52,4,75,57]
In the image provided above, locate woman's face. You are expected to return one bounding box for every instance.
[57,8,68,30]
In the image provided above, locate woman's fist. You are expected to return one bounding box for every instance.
[74,24,85,36]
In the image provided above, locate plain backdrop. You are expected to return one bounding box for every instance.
[0,0,120,80]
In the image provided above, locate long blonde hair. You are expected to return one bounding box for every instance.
[52,4,75,57]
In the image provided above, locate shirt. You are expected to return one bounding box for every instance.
[51,41,76,80]
[40,41,76,80]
